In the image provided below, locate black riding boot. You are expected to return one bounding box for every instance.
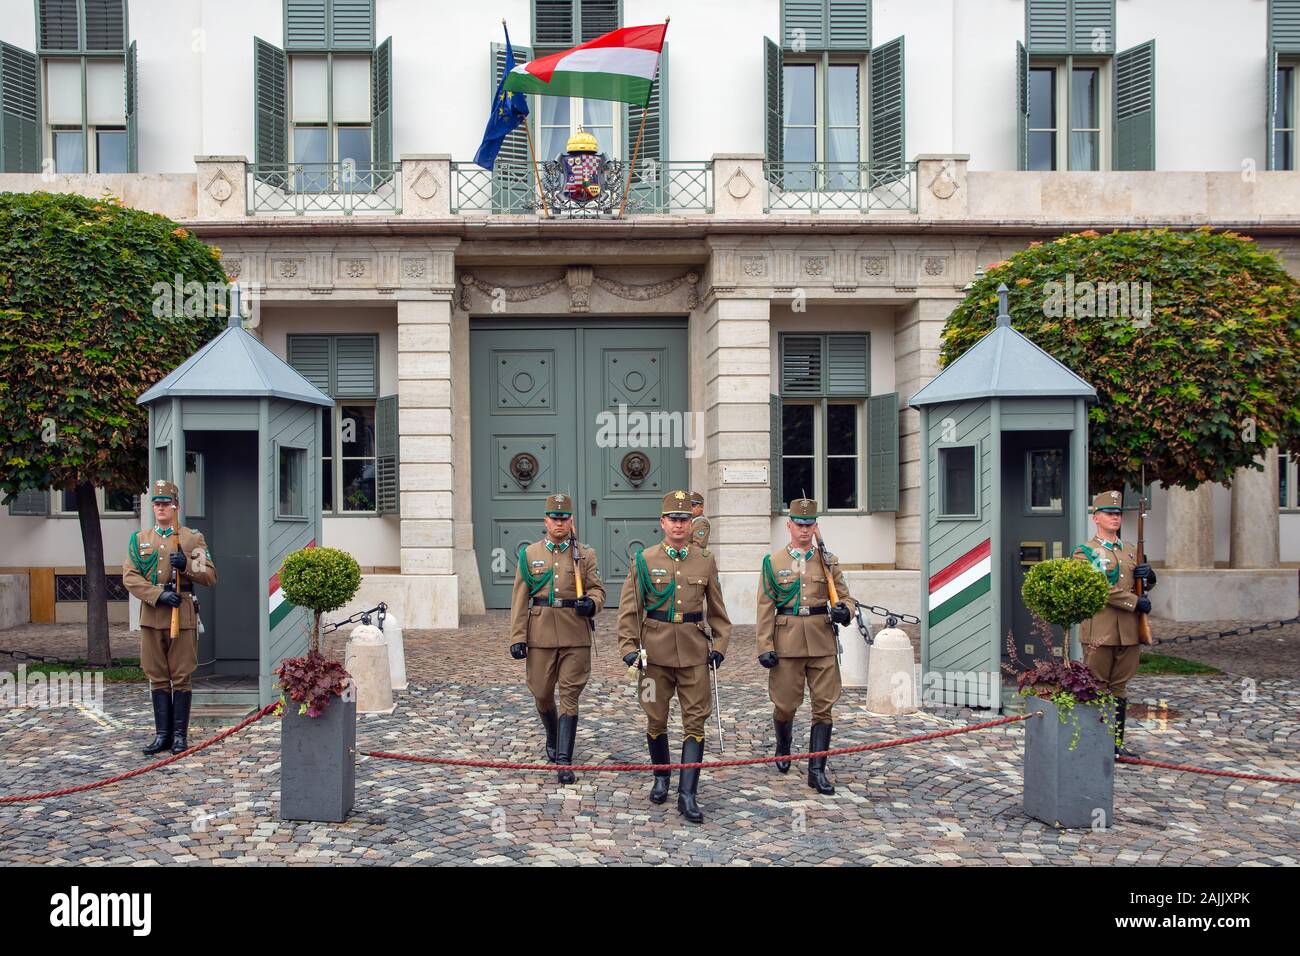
[774,718,793,774]
[169,690,193,755]
[677,737,705,824]
[142,689,173,756]
[539,707,559,762]
[648,733,671,804]
[556,713,578,784]
[807,722,835,794]
[1115,698,1140,759]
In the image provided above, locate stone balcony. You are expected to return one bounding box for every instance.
[3,155,1300,237]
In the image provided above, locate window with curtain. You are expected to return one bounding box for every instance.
[1277,65,1296,171]
[44,55,127,172]
[781,59,863,190]
[1027,59,1104,171]
[289,52,372,190]
[539,96,617,160]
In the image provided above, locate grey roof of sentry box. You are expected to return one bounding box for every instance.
[909,284,1097,408]
[138,324,333,407]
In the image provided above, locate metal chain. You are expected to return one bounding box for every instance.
[1150,616,1300,647]
[320,602,388,636]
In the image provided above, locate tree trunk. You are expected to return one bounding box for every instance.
[76,483,111,668]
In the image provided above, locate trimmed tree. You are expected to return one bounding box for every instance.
[941,228,1300,491]
[0,192,229,666]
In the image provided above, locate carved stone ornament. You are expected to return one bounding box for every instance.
[861,256,888,276]
[411,166,440,201]
[510,452,540,488]
[459,273,566,311]
[803,257,828,277]
[592,272,700,310]
[929,165,958,200]
[277,259,302,279]
[342,259,369,278]
[403,258,428,279]
[204,169,234,204]
[741,256,767,278]
[923,257,947,276]
[725,166,754,200]
[221,258,242,279]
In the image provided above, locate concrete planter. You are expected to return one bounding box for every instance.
[280,696,356,823]
[1023,695,1114,829]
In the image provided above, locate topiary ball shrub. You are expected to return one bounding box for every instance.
[1021,558,1110,628]
[278,546,361,652]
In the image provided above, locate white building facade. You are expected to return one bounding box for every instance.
[1,0,1297,629]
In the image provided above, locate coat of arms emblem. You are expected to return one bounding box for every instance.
[559,128,607,202]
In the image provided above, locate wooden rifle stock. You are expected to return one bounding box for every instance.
[1136,493,1152,645]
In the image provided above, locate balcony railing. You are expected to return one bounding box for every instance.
[246,161,402,215]
[451,159,713,217]
[763,161,917,213]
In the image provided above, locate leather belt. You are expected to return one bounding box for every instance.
[646,609,703,624]
[531,598,578,608]
[776,605,828,616]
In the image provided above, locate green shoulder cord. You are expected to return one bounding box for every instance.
[634,549,675,612]
[517,543,555,603]
[1075,543,1119,586]
[130,531,160,586]
[761,554,801,612]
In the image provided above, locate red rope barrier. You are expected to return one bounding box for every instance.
[1117,755,1300,784]
[0,702,278,805]
[362,713,1033,771]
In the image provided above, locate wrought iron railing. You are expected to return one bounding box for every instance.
[451,159,713,216]
[763,161,917,213]
[246,161,402,215]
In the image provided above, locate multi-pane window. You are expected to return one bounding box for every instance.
[780,402,860,511]
[53,486,137,515]
[1028,61,1104,171]
[290,53,372,189]
[43,55,127,172]
[781,60,862,189]
[317,404,378,513]
[539,97,618,160]
[1276,65,1296,171]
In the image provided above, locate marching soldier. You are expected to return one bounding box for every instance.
[508,493,605,784]
[122,479,218,756]
[755,498,857,794]
[1071,490,1157,758]
[689,491,711,550]
[617,490,732,823]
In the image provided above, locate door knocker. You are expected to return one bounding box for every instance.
[509,452,539,488]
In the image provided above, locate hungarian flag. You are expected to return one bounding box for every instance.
[504,23,667,107]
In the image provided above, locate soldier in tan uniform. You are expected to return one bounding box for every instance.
[689,491,711,550]
[509,492,605,784]
[1071,489,1157,758]
[617,489,732,823]
[121,479,218,756]
[755,498,857,794]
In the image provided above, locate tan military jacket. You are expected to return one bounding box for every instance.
[755,546,858,657]
[509,537,606,648]
[122,525,218,629]
[1071,535,1139,646]
[690,514,711,550]
[617,540,732,667]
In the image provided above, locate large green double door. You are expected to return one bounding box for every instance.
[471,321,690,608]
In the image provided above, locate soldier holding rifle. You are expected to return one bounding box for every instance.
[755,498,857,795]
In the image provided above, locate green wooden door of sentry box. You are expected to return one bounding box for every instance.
[471,322,690,608]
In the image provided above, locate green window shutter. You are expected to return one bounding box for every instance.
[828,0,870,50]
[1072,0,1114,54]
[335,335,379,398]
[1026,0,1069,54]
[0,42,40,173]
[867,392,899,513]
[783,0,827,51]
[1114,40,1155,171]
[253,37,288,170]
[1274,0,1300,51]
[288,336,332,395]
[579,0,621,42]
[763,36,783,167]
[285,0,328,50]
[869,35,905,175]
[83,0,126,52]
[781,334,824,396]
[535,0,577,47]
[826,334,869,396]
[38,0,80,52]
[372,36,392,173]
[490,40,534,213]
[1268,45,1279,170]
[1016,40,1029,171]
[625,43,666,209]
[331,0,374,49]
[375,394,399,515]
[125,40,138,172]
[770,395,783,513]
[7,489,50,517]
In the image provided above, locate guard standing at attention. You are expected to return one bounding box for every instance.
[509,493,605,783]
[122,479,218,756]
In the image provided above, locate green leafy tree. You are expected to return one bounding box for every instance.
[941,228,1300,491]
[0,192,229,666]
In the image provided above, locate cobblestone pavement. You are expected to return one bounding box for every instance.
[0,615,1297,865]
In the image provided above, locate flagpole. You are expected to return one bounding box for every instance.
[617,17,669,219]
[502,18,549,219]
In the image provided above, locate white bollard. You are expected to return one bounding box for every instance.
[344,623,395,714]
[838,621,870,688]
[381,613,407,691]
[864,627,918,715]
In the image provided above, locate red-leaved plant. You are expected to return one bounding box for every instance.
[1002,618,1119,750]
[274,650,351,719]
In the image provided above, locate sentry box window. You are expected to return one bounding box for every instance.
[276,443,309,521]
[938,444,978,519]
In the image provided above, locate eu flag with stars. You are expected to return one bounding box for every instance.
[474,26,530,170]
